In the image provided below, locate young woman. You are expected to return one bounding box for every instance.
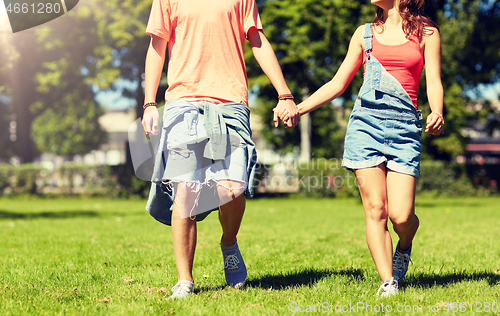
[281,0,444,296]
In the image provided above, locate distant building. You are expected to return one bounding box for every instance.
[459,99,500,165]
[96,108,137,165]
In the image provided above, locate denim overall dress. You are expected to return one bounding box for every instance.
[342,23,423,177]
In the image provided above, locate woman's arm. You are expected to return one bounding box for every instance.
[142,35,168,135]
[297,25,365,116]
[423,27,444,135]
[247,27,299,128]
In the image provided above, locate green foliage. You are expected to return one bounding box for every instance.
[0,102,16,159]
[1,0,155,162]
[1,197,500,314]
[419,0,479,160]
[0,41,17,159]
[0,163,43,194]
[294,159,497,198]
[2,160,494,198]
[0,163,150,198]
[80,0,158,118]
[0,31,40,162]
[31,90,107,155]
[416,161,477,196]
[110,163,151,198]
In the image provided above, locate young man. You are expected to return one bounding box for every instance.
[141,0,299,298]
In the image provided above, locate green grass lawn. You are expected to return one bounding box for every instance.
[1,196,499,315]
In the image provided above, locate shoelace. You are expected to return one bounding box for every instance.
[224,253,240,270]
[376,282,387,296]
[377,278,398,296]
[377,277,398,296]
[393,251,412,272]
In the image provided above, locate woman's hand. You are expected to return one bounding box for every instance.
[425,112,444,135]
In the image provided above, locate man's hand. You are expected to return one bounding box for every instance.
[425,112,444,135]
[142,106,159,136]
[273,99,300,128]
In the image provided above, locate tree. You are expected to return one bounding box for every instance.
[0,43,16,159]
[0,0,156,160]
[0,30,41,162]
[30,86,106,155]
[76,0,158,118]
[30,0,162,156]
[0,94,16,160]
[27,15,108,157]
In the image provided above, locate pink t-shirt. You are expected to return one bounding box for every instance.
[146,0,263,106]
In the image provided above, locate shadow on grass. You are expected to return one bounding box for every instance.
[194,267,363,293]
[247,267,363,290]
[194,284,227,294]
[404,271,500,288]
[0,210,101,220]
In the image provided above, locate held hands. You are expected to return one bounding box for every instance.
[142,106,159,136]
[425,112,444,135]
[273,99,300,128]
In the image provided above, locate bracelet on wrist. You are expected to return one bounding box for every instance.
[143,102,157,110]
[278,94,294,101]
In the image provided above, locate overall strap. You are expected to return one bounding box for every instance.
[364,23,373,52]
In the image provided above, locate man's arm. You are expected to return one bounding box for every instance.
[247,28,299,128]
[142,35,168,135]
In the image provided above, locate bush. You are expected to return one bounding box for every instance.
[294,159,497,198]
[296,158,360,198]
[417,161,476,196]
[0,163,43,195]
[0,163,150,198]
[1,160,497,198]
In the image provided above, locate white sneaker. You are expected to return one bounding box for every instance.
[169,280,194,299]
[377,277,398,297]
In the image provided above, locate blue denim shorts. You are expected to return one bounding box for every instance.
[145,100,256,225]
[160,101,248,187]
[342,101,423,177]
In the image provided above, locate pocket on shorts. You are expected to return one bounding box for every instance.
[227,134,247,166]
[184,111,198,136]
[346,109,358,130]
[402,119,423,141]
[413,120,423,138]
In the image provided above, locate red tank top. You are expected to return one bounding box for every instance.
[364,31,424,108]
